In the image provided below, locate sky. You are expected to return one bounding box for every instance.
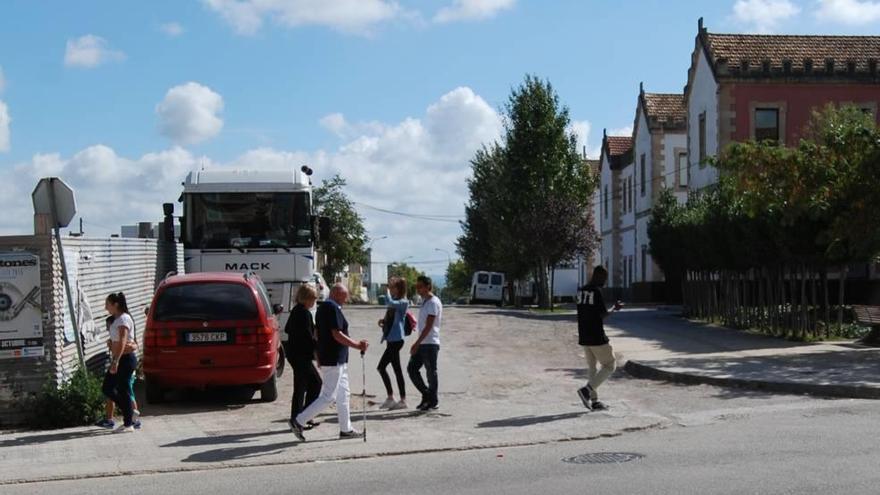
[1,0,879,279]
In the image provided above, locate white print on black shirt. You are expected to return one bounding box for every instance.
[577,289,596,306]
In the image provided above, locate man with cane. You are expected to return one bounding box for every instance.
[291,284,368,441]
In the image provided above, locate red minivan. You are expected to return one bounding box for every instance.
[143,272,284,403]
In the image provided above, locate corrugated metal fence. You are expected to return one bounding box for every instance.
[0,235,183,426]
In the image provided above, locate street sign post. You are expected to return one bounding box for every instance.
[31,178,83,366]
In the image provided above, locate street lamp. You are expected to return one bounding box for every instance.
[366,235,388,303]
[435,248,452,265]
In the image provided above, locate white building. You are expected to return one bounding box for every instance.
[598,132,633,292]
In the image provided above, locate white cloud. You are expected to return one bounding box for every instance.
[608,124,633,137]
[568,120,601,158]
[0,87,501,275]
[64,35,126,68]
[815,0,880,24]
[732,0,800,33]
[0,101,9,152]
[1,145,203,236]
[202,0,400,35]
[434,0,515,23]
[160,22,185,37]
[156,82,224,145]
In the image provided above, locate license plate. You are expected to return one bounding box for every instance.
[186,332,228,343]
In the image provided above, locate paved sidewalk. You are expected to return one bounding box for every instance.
[0,306,668,485]
[609,308,880,399]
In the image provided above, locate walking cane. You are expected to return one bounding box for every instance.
[361,349,367,443]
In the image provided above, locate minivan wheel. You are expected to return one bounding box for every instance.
[145,378,165,404]
[275,346,286,378]
[260,374,278,402]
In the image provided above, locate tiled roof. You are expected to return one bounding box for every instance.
[605,136,632,156]
[704,33,880,75]
[643,93,686,123]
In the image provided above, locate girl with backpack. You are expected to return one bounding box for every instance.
[376,277,412,410]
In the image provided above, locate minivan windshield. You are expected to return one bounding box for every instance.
[183,192,311,249]
[154,283,259,321]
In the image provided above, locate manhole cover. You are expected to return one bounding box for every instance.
[562,452,644,464]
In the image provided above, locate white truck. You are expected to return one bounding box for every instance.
[181,167,327,332]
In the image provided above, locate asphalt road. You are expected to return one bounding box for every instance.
[7,397,878,494]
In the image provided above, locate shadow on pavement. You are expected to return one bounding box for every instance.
[181,440,301,463]
[0,429,109,448]
[161,429,290,448]
[142,386,260,417]
[476,411,588,428]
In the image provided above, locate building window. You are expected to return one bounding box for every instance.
[677,152,688,187]
[629,176,634,211]
[640,154,646,197]
[641,245,647,281]
[755,108,780,143]
[698,112,707,166]
[604,185,608,218]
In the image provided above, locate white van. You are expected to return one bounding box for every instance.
[470,271,505,305]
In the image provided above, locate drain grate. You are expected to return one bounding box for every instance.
[562,452,644,464]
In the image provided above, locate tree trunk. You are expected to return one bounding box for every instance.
[822,268,830,339]
[837,264,848,329]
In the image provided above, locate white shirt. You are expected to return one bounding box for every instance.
[109,313,134,343]
[418,295,442,346]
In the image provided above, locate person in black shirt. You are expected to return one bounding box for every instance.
[291,284,368,441]
[576,266,622,411]
[284,284,322,430]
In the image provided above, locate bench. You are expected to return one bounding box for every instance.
[852,305,880,346]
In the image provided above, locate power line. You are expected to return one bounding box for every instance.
[354,201,463,223]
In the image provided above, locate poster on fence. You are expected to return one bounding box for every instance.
[0,252,44,359]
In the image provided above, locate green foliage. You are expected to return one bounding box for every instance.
[387,263,424,299]
[442,260,472,301]
[313,175,369,282]
[22,368,105,429]
[457,75,599,308]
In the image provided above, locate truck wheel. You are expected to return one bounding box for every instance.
[145,377,165,404]
[260,374,278,402]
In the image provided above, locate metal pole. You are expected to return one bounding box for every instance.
[361,350,367,442]
[49,179,84,367]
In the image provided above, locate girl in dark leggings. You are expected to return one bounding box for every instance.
[101,292,138,433]
[377,277,409,410]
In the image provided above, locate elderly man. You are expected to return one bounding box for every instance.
[291,283,369,441]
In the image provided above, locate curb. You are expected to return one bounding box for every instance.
[624,360,880,400]
[0,421,667,486]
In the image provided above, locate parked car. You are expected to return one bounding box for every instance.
[142,272,284,404]
[311,272,330,301]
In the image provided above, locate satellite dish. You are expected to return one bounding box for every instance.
[32,178,77,228]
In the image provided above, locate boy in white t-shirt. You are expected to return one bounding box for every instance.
[407,276,442,411]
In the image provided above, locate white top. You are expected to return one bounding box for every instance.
[109,313,134,343]
[418,295,442,346]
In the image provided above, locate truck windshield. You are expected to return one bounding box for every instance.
[184,192,311,249]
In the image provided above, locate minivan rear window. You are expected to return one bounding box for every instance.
[154,283,259,321]
[491,274,503,285]
[477,274,489,284]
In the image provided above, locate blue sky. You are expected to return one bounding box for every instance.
[0,0,878,277]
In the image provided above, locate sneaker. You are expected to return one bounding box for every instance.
[133,420,142,430]
[418,401,438,411]
[586,384,597,400]
[389,400,408,410]
[379,398,396,409]
[577,387,592,410]
[289,419,306,441]
[590,400,609,411]
[339,429,363,439]
[114,425,135,434]
[94,418,115,429]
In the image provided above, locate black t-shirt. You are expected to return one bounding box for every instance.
[315,300,349,366]
[576,284,609,346]
[284,304,316,361]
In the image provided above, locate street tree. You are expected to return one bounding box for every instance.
[313,174,369,283]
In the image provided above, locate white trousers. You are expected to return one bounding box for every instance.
[295,363,352,433]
